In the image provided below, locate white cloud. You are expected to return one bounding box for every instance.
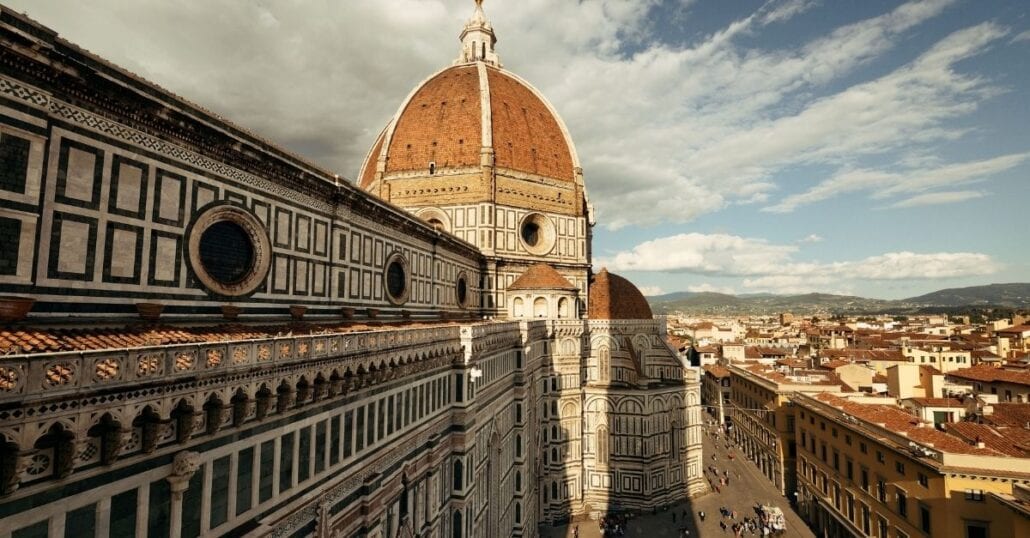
[687,283,737,295]
[3,0,1018,229]
[741,275,845,295]
[637,285,666,296]
[604,233,999,289]
[604,233,798,275]
[760,0,819,26]
[1013,29,1030,43]
[888,190,986,208]
[764,152,1027,213]
[800,234,824,243]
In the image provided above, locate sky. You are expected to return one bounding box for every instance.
[7,0,1028,300]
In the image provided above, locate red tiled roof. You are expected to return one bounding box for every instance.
[946,422,1030,457]
[588,269,653,320]
[984,403,1030,429]
[0,321,457,356]
[947,365,1030,387]
[507,263,577,291]
[907,397,966,408]
[703,365,731,378]
[813,393,1006,456]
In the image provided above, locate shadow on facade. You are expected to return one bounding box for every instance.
[537,317,705,538]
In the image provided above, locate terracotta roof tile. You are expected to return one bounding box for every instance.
[947,365,1030,387]
[813,393,1007,456]
[507,263,577,291]
[0,321,460,356]
[587,269,653,320]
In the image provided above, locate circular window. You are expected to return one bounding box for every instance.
[383,253,409,305]
[199,221,254,284]
[187,204,271,297]
[518,213,556,256]
[455,272,469,308]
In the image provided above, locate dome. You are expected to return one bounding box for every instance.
[357,2,587,219]
[588,268,654,320]
[359,64,578,187]
[508,263,577,291]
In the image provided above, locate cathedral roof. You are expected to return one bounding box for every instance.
[359,64,576,186]
[588,269,654,320]
[508,263,577,291]
[357,1,580,193]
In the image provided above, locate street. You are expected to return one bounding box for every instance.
[540,423,815,537]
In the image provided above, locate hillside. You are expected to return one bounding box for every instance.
[647,283,1030,315]
[903,283,1030,308]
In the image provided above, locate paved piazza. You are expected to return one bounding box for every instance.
[541,423,815,538]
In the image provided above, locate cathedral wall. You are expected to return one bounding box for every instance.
[0,27,484,322]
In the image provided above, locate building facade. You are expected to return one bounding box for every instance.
[726,363,842,497]
[0,3,701,537]
[793,392,1030,538]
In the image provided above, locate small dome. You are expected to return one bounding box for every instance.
[588,268,653,320]
[508,263,577,291]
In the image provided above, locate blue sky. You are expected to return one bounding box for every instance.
[8,0,1028,299]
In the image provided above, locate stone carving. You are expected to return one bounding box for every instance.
[206,349,223,368]
[174,352,195,372]
[94,358,120,381]
[44,363,74,388]
[0,367,19,392]
[137,353,163,377]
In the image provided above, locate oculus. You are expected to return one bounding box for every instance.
[519,212,556,256]
[383,252,410,305]
[187,204,271,297]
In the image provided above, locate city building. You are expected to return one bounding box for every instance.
[793,392,1030,538]
[726,363,843,497]
[0,3,702,537]
[946,364,1030,403]
[701,364,732,425]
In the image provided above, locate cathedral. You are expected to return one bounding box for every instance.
[0,2,703,537]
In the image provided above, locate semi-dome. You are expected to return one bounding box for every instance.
[588,268,654,320]
[508,263,577,291]
[357,1,588,218]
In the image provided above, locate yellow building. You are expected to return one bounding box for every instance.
[727,364,843,496]
[793,392,1030,538]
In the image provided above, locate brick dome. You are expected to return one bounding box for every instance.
[588,269,654,320]
[358,63,578,189]
[508,263,577,291]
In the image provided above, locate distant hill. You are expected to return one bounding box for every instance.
[903,283,1030,308]
[647,283,1030,315]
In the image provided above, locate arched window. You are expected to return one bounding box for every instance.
[452,510,463,538]
[551,481,558,500]
[453,460,463,491]
[515,502,522,523]
[558,297,569,318]
[515,471,522,491]
[533,297,547,317]
[597,426,609,465]
[512,297,524,318]
[515,434,522,458]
